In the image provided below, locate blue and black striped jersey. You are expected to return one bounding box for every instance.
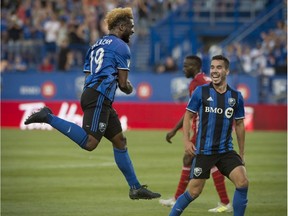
[186,83,245,155]
[83,34,131,102]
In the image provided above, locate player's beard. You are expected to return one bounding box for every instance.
[122,34,130,43]
[122,30,132,43]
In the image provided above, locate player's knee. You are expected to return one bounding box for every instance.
[118,135,127,149]
[84,135,99,151]
[187,179,206,198]
[111,134,127,150]
[187,186,202,199]
[233,174,249,188]
[237,177,249,188]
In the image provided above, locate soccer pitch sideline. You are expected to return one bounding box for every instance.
[1,129,287,216]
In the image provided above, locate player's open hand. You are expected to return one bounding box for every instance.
[166,130,176,143]
[184,140,196,156]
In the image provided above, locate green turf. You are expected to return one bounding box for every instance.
[1,129,287,216]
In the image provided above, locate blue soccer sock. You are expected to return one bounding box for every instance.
[169,191,194,216]
[113,148,141,189]
[233,187,248,216]
[47,114,88,149]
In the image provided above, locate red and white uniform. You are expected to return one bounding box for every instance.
[189,72,211,143]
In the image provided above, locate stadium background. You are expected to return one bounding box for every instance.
[1,0,287,130]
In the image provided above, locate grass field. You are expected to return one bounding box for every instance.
[1,129,287,216]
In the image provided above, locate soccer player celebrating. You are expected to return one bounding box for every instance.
[169,55,249,216]
[24,7,161,200]
[159,55,232,212]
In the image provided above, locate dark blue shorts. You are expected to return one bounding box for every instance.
[190,150,244,179]
[80,87,122,141]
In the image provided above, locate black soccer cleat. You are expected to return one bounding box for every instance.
[24,107,53,125]
[129,185,161,200]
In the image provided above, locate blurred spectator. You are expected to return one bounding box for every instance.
[43,12,60,62]
[56,17,69,47]
[7,15,23,42]
[155,56,178,74]
[57,39,73,72]
[223,44,240,74]
[274,20,286,41]
[68,21,88,67]
[249,43,267,75]
[7,14,23,63]
[240,45,253,74]
[31,0,47,28]
[39,56,54,72]
[136,0,149,38]
[12,55,28,72]
[0,58,10,73]
[68,23,85,45]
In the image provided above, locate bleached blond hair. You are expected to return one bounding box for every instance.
[104,7,133,31]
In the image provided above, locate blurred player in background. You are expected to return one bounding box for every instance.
[169,55,249,216]
[24,7,161,200]
[159,55,232,212]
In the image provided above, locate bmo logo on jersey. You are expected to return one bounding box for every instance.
[205,107,223,114]
[205,107,234,118]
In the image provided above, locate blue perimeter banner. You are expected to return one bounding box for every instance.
[2,72,260,104]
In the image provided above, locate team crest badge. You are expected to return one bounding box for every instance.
[99,122,107,132]
[194,167,202,177]
[228,98,236,107]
